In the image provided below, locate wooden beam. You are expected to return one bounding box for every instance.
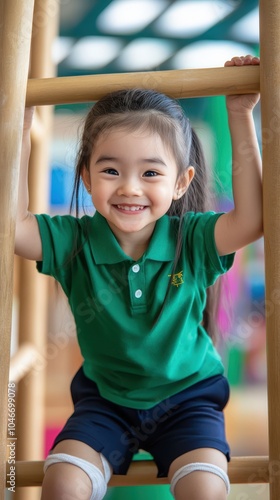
[260,0,280,498]
[0,2,34,499]
[25,65,260,106]
[15,3,58,500]
[11,457,269,488]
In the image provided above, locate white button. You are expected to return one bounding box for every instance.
[135,289,142,298]
[132,264,140,273]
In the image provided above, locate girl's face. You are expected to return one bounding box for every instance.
[82,127,193,243]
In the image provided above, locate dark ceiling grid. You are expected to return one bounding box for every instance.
[57,0,259,77]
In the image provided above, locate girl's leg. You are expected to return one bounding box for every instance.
[41,439,112,500]
[168,448,229,500]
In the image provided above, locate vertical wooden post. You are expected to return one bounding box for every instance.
[15,1,59,499]
[0,1,35,499]
[260,0,280,498]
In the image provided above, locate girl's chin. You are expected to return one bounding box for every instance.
[107,219,155,234]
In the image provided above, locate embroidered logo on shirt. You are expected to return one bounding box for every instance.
[168,271,184,287]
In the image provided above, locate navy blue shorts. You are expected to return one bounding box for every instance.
[51,367,230,477]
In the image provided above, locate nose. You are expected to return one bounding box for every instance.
[116,178,143,197]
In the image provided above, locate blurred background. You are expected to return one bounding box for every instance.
[12,1,268,499]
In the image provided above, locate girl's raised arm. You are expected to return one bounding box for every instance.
[15,108,43,261]
[214,55,262,256]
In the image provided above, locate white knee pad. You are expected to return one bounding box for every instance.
[44,452,112,500]
[170,462,230,497]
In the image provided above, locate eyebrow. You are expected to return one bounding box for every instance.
[95,155,167,167]
[143,157,167,167]
[95,156,118,164]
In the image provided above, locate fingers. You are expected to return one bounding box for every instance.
[224,55,260,67]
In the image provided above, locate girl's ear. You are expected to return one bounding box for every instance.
[173,166,195,200]
[81,166,91,194]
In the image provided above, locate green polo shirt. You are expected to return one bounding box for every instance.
[35,210,234,409]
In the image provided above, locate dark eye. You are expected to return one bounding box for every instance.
[143,170,158,177]
[103,168,118,175]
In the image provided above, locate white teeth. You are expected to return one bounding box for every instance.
[117,205,144,211]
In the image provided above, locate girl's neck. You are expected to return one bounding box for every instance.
[122,241,148,261]
[108,221,156,261]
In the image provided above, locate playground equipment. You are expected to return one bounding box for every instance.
[1,0,280,498]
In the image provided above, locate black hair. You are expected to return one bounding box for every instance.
[70,88,220,341]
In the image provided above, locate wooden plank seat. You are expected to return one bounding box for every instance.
[9,456,269,488]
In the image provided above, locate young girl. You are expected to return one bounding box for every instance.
[16,55,262,500]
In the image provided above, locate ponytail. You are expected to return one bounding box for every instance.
[168,126,221,343]
[187,128,221,343]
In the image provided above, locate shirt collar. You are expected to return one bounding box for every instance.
[88,211,176,265]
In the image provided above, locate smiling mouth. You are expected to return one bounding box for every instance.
[114,204,146,212]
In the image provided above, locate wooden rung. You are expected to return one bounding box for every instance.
[25,65,260,107]
[9,456,269,488]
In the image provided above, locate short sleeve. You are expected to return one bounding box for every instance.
[185,212,235,287]
[35,214,84,283]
